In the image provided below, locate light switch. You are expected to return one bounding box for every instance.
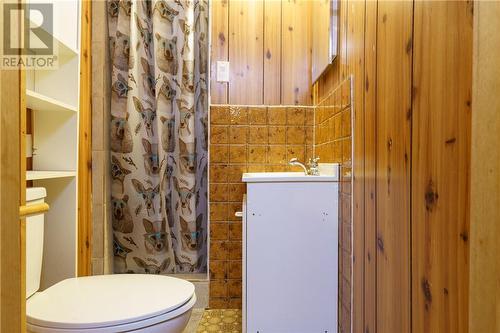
[216,61,230,82]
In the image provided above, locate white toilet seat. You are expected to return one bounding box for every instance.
[27,274,196,333]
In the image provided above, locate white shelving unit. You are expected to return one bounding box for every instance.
[26,0,81,290]
[27,170,76,181]
[26,90,78,114]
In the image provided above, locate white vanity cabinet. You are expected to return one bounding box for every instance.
[242,171,339,333]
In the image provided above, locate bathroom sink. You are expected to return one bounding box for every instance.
[242,166,340,331]
[242,170,338,182]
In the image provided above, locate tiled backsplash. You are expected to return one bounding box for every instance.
[314,78,352,164]
[208,105,315,308]
[208,96,353,325]
[315,78,353,333]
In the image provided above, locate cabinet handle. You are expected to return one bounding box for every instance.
[19,203,49,218]
[235,211,243,218]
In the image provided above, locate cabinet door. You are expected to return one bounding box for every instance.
[246,182,339,333]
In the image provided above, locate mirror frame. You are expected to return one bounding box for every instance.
[312,0,339,83]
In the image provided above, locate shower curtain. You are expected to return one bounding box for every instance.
[108,0,208,274]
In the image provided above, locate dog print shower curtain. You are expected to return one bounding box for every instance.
[108,0,208,274]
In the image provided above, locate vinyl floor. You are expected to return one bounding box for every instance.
[195,309,242,333]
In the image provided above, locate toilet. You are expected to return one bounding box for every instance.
[25,188,196,333]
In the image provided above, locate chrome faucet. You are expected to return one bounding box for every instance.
[289,158,308,175]
[288,157,320,176]
[307,157,320,176]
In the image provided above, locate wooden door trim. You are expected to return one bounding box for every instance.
[0,35,25,333]
[0,0,26,329]
[78,0,92,277]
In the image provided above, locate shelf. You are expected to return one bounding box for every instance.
[26,90,78,113]
[27,170,76,181]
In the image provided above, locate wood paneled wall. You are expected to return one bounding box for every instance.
[78,0,92,277]
[210,0,312,105]
[313,1,473,332]
[376,3,413,332]
[363,1,377,332]
[469,2,500,332]
[411,2,472,332]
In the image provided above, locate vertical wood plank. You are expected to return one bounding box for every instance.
[19,61,27,333]
[281,0,311,105]
[338,0,348,81]
[263,0,281,105]
[363,1,377,332]
[228,0,264,105]
[210,0,229,104]
[78,0,92,277]
[315,59,339,103]
[347,1,366,332]
[0,70,23,333]
[469,2,500,332]
[412,2,472,332]
[375,2,413,332]
[0,21,23,333]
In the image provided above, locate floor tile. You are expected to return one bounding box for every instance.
[196,309,242,333]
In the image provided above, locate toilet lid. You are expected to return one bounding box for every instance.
[27,274,195,330]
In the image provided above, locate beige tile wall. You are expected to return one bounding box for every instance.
[315,78,352,333]
[208,105,315,308]
[91,1,113,275]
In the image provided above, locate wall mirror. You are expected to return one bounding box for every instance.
[312,0,338,83]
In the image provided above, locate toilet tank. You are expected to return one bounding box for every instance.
[26,187,47,298]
